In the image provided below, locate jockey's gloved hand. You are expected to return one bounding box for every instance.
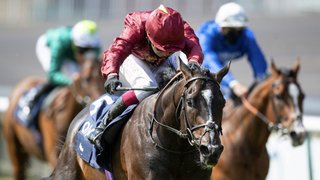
[187,61,201,71]
[104,75,122,95]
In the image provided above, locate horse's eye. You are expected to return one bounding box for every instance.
[187,98,193,107]
[81,77,90,83]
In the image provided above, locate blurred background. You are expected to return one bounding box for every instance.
[0,0,319,179]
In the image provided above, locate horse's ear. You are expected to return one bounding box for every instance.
[179,57,192,79]
[271,58,279,75]
[214,61,231,83]
[292,58,300,79]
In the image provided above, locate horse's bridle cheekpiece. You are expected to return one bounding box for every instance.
[149,73,222,154]
[241,77,301,135]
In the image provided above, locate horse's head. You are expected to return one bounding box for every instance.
[72,58,105,105]
[178,59,230,168]
[267,59,307,146]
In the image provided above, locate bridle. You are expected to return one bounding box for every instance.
[241,77,302,135]
[69,61,100,106]
[148,72,222,154]
[70,78,91,106]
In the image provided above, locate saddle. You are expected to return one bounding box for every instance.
[14,84,61,127]
[13,84,62,154]
[74,93,137,172]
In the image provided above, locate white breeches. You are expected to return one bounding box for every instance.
[119,54,180,101]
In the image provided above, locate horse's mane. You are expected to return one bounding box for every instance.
[158,64,178,90]
[158,64,212,90]
[245,66,293,95]
[230,74,271,106]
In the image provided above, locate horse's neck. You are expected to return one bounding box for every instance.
[158,80,184,126]
[155,80,190,148]
[69,82,90,106]
[237,78,275,151]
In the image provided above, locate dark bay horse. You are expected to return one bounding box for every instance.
[2,59,105,180]
[49,59,230,180]
[210,60,307,180]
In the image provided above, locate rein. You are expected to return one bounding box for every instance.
[148,72,221,154]
[70,81,90,106]
[241,78,299,134]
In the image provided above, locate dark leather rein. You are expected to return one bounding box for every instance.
[148,72,222,154]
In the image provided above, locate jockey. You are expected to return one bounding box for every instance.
[86,5,204,150]
[196,2,267,99]
[24,20,102,117]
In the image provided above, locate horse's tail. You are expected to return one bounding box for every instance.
[40,169,55,180]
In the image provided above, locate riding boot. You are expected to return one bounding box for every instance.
[24,83,54,119]
[87,96,128,150]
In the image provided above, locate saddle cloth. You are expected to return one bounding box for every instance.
[74,93,137,176]
[14,84,61,128]
[14,84,58,152]
[14,84,44,128]
[13,84,47,153]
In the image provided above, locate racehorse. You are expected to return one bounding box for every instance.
[2,58,105,180]
[47,59,230,180]
[210,59,307,180]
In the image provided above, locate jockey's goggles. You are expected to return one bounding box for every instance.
[75,46,91,55]
[221,27,244,35]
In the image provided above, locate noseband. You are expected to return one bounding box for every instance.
[149,73,222,154]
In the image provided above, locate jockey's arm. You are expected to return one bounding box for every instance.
[48,45,73,86]
[246,32,268,82]
[181,21,204,64]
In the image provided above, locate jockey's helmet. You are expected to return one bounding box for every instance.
[215,2,248,28]
[145,5,185,52]
[71,20,101,48]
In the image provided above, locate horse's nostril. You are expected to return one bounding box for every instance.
[219,145,224,152]
[290,131,297,139]
[199,145,210,156]
[214,145,224,155]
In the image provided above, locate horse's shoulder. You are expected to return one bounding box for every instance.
[137,93,157,107]
[128,94,156,123]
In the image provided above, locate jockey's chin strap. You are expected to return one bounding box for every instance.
[148,73,221,154]
[241,78,301,135]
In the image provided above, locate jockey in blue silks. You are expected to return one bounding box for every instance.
[196,2,267,99]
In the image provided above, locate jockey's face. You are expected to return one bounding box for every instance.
[73,44,99,63]
[151,43,174,58]
[221,27,244,44]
